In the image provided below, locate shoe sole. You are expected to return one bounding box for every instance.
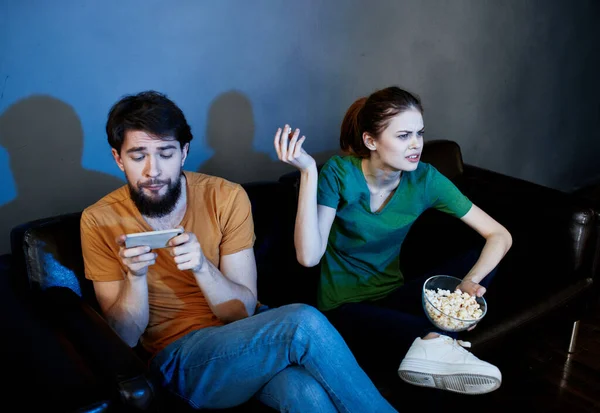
[398,359,501,395]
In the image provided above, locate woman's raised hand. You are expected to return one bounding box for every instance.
[274,124,316,171]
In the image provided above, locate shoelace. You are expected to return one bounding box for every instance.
[448,339,472,356]
[440,335,472,350]
[456,339,472,349]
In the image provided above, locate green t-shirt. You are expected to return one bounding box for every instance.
[316,155,473,311]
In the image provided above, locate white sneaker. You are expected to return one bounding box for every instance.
[398,335,501,395]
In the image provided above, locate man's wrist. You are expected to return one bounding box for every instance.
[191,256,209,276]
[127,270,148,281]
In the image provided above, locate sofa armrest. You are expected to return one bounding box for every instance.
[39,287,156,411]
[460,164,597,282]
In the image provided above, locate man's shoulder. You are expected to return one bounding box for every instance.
[81,184,130,224]
[184,171,244,197]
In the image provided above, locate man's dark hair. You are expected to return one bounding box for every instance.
[106,90,193,153]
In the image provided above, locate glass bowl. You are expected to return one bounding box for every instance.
[422,275,487,332]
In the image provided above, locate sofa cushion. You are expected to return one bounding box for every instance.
[242,181,318,308]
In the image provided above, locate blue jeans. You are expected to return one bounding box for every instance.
[323,249,499,386]
[150,303,398,412]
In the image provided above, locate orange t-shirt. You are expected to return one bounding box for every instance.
[80,171,256,355]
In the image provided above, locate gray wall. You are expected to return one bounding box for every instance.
[0,0,599,255]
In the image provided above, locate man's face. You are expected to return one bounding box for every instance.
[112,130,188,217]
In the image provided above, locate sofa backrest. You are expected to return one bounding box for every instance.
[418,139,465,181]
[242,181,318,307]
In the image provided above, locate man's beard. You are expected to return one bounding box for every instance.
[128,174,183,218]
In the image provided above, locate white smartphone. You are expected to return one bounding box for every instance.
[124,228,185,249]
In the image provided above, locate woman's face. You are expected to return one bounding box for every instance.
[367,109,424,172]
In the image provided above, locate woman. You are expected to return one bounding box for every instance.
[273,86,512,395]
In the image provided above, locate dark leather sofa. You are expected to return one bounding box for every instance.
[5,139,599,412]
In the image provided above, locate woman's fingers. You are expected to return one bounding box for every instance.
[274,127,282,159]
[293,136,306,158]
[280,124,290,160]
[275,125,309,167]
[287,129,300,161]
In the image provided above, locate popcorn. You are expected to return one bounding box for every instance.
[423,287,484,331]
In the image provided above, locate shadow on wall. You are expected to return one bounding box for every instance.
[199,90,340,184]
[0,95,124,254]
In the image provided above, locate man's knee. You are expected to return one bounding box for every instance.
[277,303,329,329]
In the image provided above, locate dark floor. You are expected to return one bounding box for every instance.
[385,300,600,413]
[485,305,600,413]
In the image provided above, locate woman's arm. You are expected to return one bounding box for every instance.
[294,166,336,266]
[274,125,336,267]
[458,204,513,296]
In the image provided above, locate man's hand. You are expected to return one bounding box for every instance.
[167,228,206,273]
[116,235,156,277]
